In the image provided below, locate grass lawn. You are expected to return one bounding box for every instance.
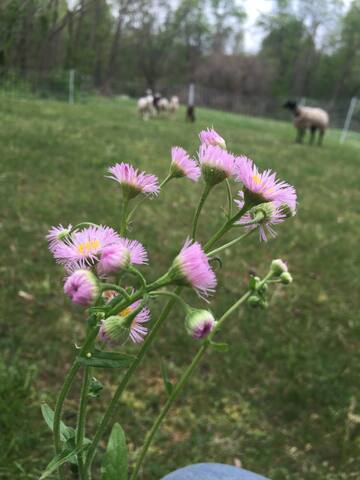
[0,95,359,480]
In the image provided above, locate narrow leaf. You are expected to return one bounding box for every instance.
[40,445,86,479]
[77,350,136,369]
[101,423,128,480]
[160,362,173,397]
[41,403,75,441]
[210,341,230,353]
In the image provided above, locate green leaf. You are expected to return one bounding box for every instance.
[248,275,257,290]
[40,445,87,479]
[209,341,230,353]
[160,362,173,397]
[41,403,75,441]
[89,376,104,398]
[101,423,128,480]
[77,350,136,369]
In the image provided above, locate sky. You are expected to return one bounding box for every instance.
[242,0,353,53]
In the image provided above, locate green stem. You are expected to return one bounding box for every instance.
[120,198,129,236]
[225,179,233,219]
[127,174,172,225]
[204,204,251,252]
[101,284,131,301]
[130,289,254,479]
[207,229,255,257]
[130,344,207,480]
[70,222,98,233]
[150,290,189,312]
[53,326,99,479]
[191,184,212,240]
[84,287,183,474]
[76,366,92,479]
[127,266,147,288]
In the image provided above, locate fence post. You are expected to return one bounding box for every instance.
[69,69,75,104]
[188,83,195,107]
[340,97,358,143]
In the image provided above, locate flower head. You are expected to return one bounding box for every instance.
[64,270,99,306]
[46,224,72,250]
[118,238,148,265]
[99,300,150,344]
[198,144,235,186]
[270,259,288,276]
[108,162,160,199]
[97,243,130,276]
[235,200,286,242]
[199,128,226,149]
[234,156,297,209]
[52,225,121,271]
[170,146,201,181]
[185,308,216,339]
[169,238,217,297]
[96,238,148,276]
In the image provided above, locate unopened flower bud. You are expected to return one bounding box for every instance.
[98,315,130,345]
[270,259,288,276]
[248,295,260,307]
[97,243,131,276]
[64,270,99,306]
[280,272,293,284]
[185,309,216,340]
[279,202,296,218]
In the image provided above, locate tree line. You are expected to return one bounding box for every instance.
[0,0,359,101]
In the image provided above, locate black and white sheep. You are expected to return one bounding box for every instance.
[283,100,329,146]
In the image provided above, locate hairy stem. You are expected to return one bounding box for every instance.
[130,288,255,479]
[76,367,92,479]
[191,184,212,240]
[84,287,183,473]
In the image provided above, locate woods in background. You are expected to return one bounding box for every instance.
[0,0,359,101]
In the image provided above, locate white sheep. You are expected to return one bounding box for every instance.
[283,100,329,145]
[169,96,180,114]
[158,97,170,112]
[137,94,155,120]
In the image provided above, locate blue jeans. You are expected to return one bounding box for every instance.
[162,463,269,480]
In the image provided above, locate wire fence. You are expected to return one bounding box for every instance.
[0,68,359,142]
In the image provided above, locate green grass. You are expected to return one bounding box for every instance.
[0,95,359,480]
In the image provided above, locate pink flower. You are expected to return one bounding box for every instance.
[170,146,201,181]
[99,300,150,344]
[170,238,217,297]
[46,224,72,251]
[97,243,130,276]
[64,270,99,306]
[236,201,286,241]
[234,156,297,209]
[199,128,226,149]
[52,225,121,271]
[108,162,160,198]
[198,144,235,186]
[118,238,148,265]
[185,309,216,339]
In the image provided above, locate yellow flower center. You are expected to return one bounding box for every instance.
[120,306,133,317]
[77,239,101,256]
[252,174,262,185]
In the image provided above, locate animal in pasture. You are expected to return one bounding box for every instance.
[283,100,329,146]
[169,96,179,114]
[137,94,155,120]
[158,97,170,112]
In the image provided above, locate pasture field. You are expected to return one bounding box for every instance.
[0,95,359,480]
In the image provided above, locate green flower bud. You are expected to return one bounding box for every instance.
[280,272,293,284]
[185,308,216,340]
[270,259,288,276]
[248,295,260,307]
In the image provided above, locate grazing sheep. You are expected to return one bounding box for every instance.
[169,96,179,114]
[283,100,329,146]
[158,97,170,112]
[137,94,155,120]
